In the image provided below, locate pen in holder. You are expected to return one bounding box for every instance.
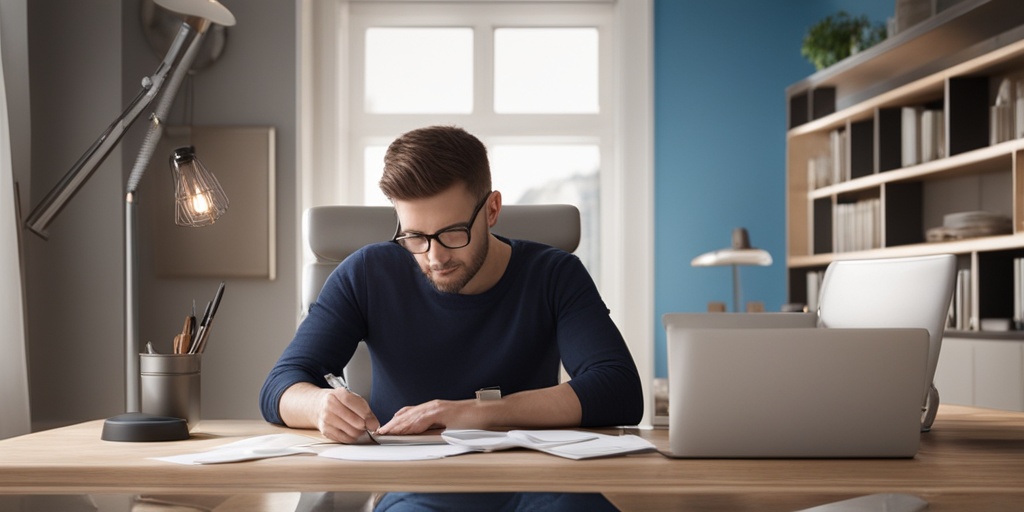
[140,353,201,431]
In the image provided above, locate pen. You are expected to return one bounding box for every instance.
[324,372,350,391]
[325,373,378,444]
[190,300,213,354]
[191,281,226,354]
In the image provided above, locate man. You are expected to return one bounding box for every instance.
[260,125,642,443]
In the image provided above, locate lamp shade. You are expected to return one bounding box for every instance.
[155,0,236,26]
[171,146,228,227]
[691,227,772,267]
[691,248,772,267]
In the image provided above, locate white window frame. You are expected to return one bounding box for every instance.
[297,0,654,425]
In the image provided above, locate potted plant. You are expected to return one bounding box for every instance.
[802,11,887,70]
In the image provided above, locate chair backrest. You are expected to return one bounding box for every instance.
[301,204,582,397]
[817,254,956,408]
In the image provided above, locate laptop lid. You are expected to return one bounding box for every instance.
[662,314,928,458]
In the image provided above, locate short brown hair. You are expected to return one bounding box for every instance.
[379,125,491,201]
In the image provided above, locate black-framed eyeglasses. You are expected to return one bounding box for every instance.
[392,192,492,254]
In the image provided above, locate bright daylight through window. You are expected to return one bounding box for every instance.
[356,6,609,281]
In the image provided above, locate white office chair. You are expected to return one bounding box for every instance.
[816,254,956,431]
[301,203,581,399]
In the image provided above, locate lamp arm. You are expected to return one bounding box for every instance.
[127,18,212,193]
[23,21,199,239]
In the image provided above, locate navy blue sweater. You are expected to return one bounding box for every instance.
[259,237,643,427]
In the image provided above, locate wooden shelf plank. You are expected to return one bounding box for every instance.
[807,140,1022,199]
[788,233,1024,268]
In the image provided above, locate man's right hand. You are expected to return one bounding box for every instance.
[278,382,380,443]
[317,387,381,443]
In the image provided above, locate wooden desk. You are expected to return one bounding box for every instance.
[1,405,1023,511]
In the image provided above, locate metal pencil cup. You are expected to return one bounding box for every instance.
[140,353,201,430]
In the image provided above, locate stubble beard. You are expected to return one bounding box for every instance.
[423,236,490,294]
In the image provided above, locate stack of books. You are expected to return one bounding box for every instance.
[807,153,833,189]
[834,198,881,253]
[926,211,1012,242]
[901,105,944,166]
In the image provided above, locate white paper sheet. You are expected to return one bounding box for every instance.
[153,433,325,465]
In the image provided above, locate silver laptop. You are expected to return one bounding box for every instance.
[662,313,929,458]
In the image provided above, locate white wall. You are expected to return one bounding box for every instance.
[24,0,298,429]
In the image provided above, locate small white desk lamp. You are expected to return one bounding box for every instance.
[691,227,772,312]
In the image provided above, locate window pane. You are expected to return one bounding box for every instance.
[494,28,599,114]
[490,145,600,278]
[365,28,473,113]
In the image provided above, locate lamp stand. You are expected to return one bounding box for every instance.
[731,264,741,313]
[125,191,141,411]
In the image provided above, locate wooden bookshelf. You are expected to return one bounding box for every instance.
[786,1,1024,411]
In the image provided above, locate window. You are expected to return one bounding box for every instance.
[364,28,474,114]
[493,28,600,114]
[349,2,611,280]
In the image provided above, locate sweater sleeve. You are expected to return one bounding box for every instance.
[552,255,644,427]
[259,251,369,425]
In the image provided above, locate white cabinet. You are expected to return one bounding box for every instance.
[935,336,1024,411]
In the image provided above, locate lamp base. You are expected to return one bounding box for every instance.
[100,412,190,442]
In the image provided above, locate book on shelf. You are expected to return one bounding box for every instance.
[1015,257,1024,330]
[921,109,945,162]
[991,78,1015,145]
[1016,79,1024,140]
[952,268,972,331]
[901,106,921,167]
[830,128,849,184]
[806,269,824,313]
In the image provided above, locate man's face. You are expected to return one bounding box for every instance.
[392,186,491,294]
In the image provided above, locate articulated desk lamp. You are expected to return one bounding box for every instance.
[23,0,235,441]
[691,227,772,312]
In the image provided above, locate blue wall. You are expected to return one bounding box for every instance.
[653,0,893,377]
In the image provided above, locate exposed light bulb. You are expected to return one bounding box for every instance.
[170,146,228,227]
[191,189,210,214]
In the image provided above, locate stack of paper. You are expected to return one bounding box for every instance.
[155,429,655,464]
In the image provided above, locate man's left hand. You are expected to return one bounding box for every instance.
[376,399,477,435]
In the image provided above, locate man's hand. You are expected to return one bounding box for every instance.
[375,399,473,435]
[318,388,381,443]
[279,382,380,443]
[376,383,583,435]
